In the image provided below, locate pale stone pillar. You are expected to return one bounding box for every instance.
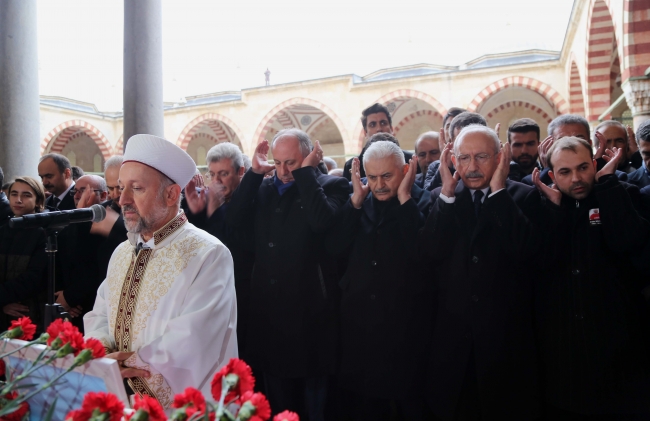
[0,0,41,179]
[123,0,164,150]
[623,77,650,130]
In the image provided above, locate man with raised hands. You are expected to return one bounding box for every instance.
[226,128,349,421]
[421,124,542,420]
[532,137,650,420]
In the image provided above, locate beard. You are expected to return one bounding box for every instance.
[122,201,168,234]
[514,153,539,171]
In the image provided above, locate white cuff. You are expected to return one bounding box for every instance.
[439,193,456,203]
[488,188,505,198]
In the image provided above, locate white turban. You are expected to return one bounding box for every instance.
[123,134,196,188]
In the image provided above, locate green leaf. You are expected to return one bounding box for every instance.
[43,397,58,421]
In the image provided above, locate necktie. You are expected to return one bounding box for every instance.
[473,190,484,217]
[52,197,60,209]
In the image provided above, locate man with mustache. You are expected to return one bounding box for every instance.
[85,134,238,409]
[532,137,650,420]
[507,118,542,182]
[38,153,76,210]
[227,128,349,421]
[327,141,431,420]
[421,125,542,420]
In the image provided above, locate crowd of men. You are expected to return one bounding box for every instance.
[1,101,650,421]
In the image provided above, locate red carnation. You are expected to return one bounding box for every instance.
[0,359,5,377]
[47,320,84,356]
[65,392,124,421]
[210,358,255,403]
[5,317,36,341]
[1,392,30,421]
[171,387,214,421]
[126,394,167,421]
[273,411,299,421]
[82,338,106,359]
[238,391,271,421]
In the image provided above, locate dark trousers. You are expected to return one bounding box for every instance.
[542,403,649,421]
[263,372,328,421]
[454,348,481,421]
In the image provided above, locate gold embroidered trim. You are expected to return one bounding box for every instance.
[114,248,153,352]
[128,377,159,401]
[153,211,187,245]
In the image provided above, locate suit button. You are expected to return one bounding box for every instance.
[572,269,580,275]
[270,279,276,285]
[371,260,377,266]
[472,256,479,263]
[370,294,376,300]
[471,295,479,302]
[268,242,274,248]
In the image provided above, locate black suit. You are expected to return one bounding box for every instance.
[421,180,541,420]
[0,192,12,226]
[535,175,650,416]
[227,167,349,377]
[625,165,650,188]
[326,193,432,418]
[45,185,76,211]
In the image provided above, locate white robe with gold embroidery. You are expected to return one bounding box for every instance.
[84,212,238,408]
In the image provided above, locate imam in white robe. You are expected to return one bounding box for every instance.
[84,211,238,408]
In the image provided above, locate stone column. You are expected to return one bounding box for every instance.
[623,77,650,130]
[0,0,41,179]
[123,0,164,150]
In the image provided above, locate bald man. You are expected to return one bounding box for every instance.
[73,175,108,208]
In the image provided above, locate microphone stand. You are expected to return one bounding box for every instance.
[43,226,69,328]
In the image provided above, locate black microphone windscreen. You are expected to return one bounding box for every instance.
[90,204,107,223]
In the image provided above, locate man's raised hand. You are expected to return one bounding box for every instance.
[594,132,608,160]
[627,125,639,158]
[397,158,417,204]
[532,167,561,206]
[252,140,275,175]
[440,142,460,198]
[206,182,227,217]
[302,140,324,168]
[184,176,207,215]
[596,146,623,181]
[350,157,369,209]
[538,135,554,168]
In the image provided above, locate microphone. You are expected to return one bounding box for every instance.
[9,204,107,229]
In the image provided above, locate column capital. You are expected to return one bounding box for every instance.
[623,77,650,117]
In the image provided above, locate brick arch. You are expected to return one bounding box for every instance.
[115,135,124,155]
[177,113,246,153]
[621,0,650,80]
[585,0,621,121]
[251,98,349,154]
[467,77,569,116]
[568,56,587,116]
[352,90,447,152]
[484,101,554,124]
[41,120,113,160]
[393,109,443,134]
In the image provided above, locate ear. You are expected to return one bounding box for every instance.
[238,166,245,178]
[592,159,598,172]
[100,191,108,201]
[64,168,72,180]
[166,184,182,206]
[549,170,556,184]
[451,154,457,167]
[402,164,409,175]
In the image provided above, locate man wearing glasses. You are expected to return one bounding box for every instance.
[72,174,108,207]
[421,124,542,420]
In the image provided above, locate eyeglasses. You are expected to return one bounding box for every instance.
[455,153,492,166]
[71,188,103,195]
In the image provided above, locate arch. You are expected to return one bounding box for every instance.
[115,135,124,155]
[568,58,587,115]
[393,109,443,134]
[41,120,113,160]
[621,0,650,80]
[585,0,620,121]
[484,101,554,124]
[467,76,569,116]
[251,98,349,153]
[177,113,246,152]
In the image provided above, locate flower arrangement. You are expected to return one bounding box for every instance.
[0,318,300,421]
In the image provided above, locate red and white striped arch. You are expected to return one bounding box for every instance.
[622,0,650,80]
[41,120,113,160]
[177,113,245,152]
[568,56,587,116]
[115,135,124,155]
[467,76,569,116]
[251,98,349,154]
[484,101,553,124]
[393,109,443,134]
[352,89,447,150]
[585,0,620,121]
